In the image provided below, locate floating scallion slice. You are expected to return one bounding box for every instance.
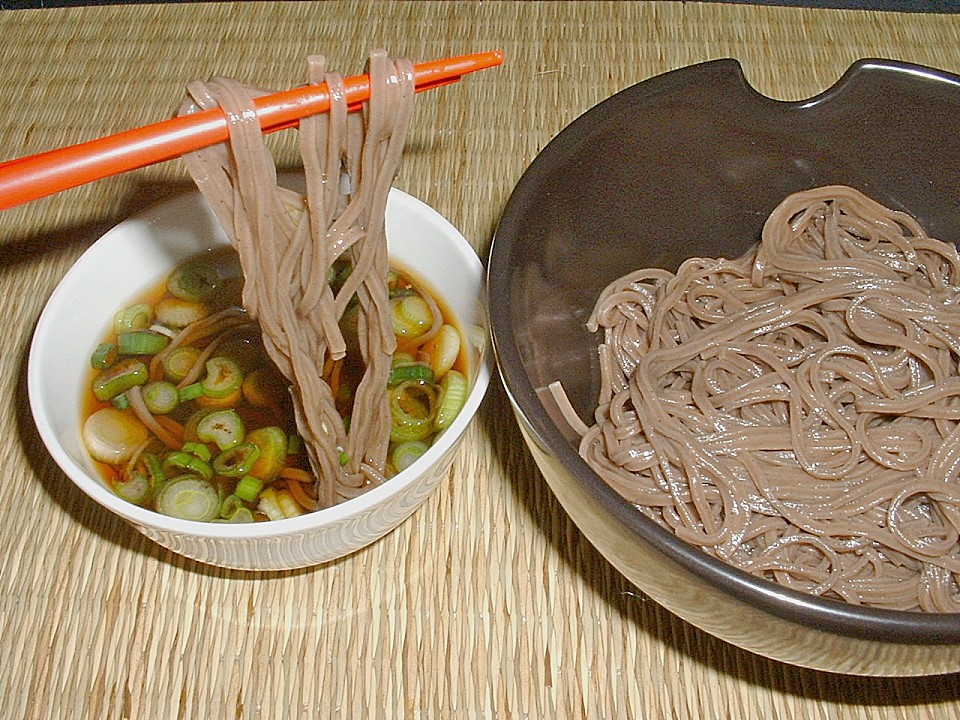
[389,381,436,442]
[434,370,468,431]
[92,358,148,402]
[234,475,263,503]
[162,346,201,383]
[181,442,212,462]
[82,407,149,463]
[391,294,435,339]
[195,409,245,451]
[154,475,220,521]
[391,440,430,472]
[178,382,203,403]
[388,362,434,385]
[113,303,153,334]
[162,450,213,481]
[117,330,169,356]
[166,259,219,302]
[90,342,118,370]
[245,426,287,482]
[217,495,254,523]
[142,381,178,414]
[422,324,462,378]
[142,452,166,487]
[201,357,244,399]
[155,296,209,328]
[114,471,152,506]
[212,443,261,478]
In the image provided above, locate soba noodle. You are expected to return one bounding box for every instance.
[571,185,960,612]
[177,51,414,507]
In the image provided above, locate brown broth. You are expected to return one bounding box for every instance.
[82,246,468,520]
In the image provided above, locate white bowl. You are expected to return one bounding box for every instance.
[29,188,491,570]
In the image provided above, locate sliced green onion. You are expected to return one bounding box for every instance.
[114,470,152,505]
[234,475,264,503]
[276,489,304,518]
[154,475,220,521]
[162,346,201,383]
[155,297,209,328]
[166,259,219,302]
[256,487,286,521]
[82,407,149,463]
[286,433,302,456]
[162,451,213,481]
[92,358,148,402]
[111,392,130,410]
[214,506,255,524]
[142,381,178,414]
[219,494,251,521]
[196,409,245,451]
[142,452,166,487]
[213,443,261,478]
[391,440,429,472]
[424,324,462,378]
[391,294,435,339]
[389,380,437,443]
[435,370,469,431]
[388,362,435,386]
[391,380,436,419]
[181,442,212,462]
[178,382,204,403]
[113,303,153,335]
[389,419,433,443]
[220,495,246,520]
[339,449,350,466]
[117,330,169,356]
[90,342,118,370]
[245,426,287,481]
[201,356,244,399]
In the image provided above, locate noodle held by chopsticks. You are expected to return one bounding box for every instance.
[573,185,960,612]
[177,51,414,507]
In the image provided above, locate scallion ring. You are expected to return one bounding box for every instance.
[142,381,179,415]
[391,440,430,472]
[154,475,220,522]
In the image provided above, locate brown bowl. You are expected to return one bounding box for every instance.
[488,58,960,675]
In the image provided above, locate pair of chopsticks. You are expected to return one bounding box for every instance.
[0,50,503,212]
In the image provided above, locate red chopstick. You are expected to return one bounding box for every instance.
[0,50,503,212]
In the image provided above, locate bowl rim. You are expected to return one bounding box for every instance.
[28,186,491,540]
[488,57,960,643]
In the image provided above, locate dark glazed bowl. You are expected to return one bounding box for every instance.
[488,58,960,676]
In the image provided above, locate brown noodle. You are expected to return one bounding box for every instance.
[572,185,960,612]
[177,51,414,507]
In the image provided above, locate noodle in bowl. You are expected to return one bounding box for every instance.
[29,187,490,570]
[567,186,960,614]
[489,58,960,675]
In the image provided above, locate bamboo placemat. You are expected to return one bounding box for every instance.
[3,2,960,718]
